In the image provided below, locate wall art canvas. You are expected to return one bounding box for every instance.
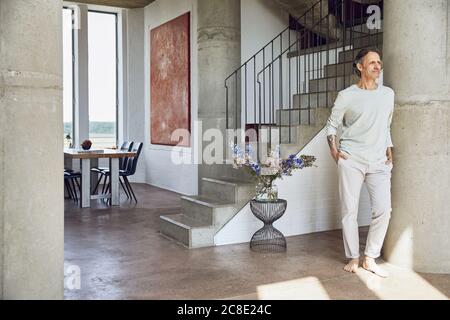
[150,12,190,146]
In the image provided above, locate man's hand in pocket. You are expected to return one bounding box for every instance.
[332,150,348,164]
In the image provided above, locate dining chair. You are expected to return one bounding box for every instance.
[103,142,143,203]
[64,169,81,204]
[91,141,133,197]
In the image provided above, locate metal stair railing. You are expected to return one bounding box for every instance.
[224,0,326,142]
[225,0,383,161]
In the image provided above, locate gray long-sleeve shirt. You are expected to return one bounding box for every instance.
[325,84,395,165]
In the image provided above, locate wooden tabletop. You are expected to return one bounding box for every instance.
[64,148,137,159]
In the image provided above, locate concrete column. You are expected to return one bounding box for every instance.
[197,0,249,182]
[0,0,64,299]
[382,0,450,273]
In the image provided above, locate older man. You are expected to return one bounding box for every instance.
[325,48,394,278]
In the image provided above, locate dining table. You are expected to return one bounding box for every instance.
[64,148,137,208]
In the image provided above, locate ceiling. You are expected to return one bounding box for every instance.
[63,0,155,9]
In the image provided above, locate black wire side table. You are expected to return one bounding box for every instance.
[249,199,287,253]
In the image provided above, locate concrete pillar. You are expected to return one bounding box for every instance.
[197,0,249,182]
[382,0,450,273]
[0,0,64,298]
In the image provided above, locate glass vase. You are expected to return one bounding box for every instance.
[255,178,278,202]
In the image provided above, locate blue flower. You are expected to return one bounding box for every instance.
[295,158,303,167]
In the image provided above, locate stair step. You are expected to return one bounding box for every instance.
[201,177,255,204]
[349,22,383,34]
[339,39,383,63]
[160,213,215,248]
[350,32,383,50]
[276,108,316,126]
[324,61,354,77]
[259,125,297,144]
[287,32,382,61]
[161,213,211,229]
[181,195,236,226]
[293,91,339,109]
[339,48,381,64]
[345,32,383,49]
[280,143,300,158]
[257,109,330,160]
[309,75,358,93]
[181,195,233,208]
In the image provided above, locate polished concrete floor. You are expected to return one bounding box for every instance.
[64,183,450,300]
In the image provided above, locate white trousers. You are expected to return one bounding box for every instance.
[337,156,392,259]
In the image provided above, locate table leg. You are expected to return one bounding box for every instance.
[80,158,91,208]
[110,158,120,206]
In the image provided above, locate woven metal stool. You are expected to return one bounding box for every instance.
[249,199,287,253]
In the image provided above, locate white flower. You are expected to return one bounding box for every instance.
[265,156,281,170]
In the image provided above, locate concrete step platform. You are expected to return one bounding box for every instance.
[160,213,215,248]
[309,75,359,93]
[339,42,383,63]
[200,177,255,204]
[324,61,354,77]
[293,91,339,109]
[181,195,236,226]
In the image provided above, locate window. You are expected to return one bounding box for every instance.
[63,7,74,147]
[88,11,118,148]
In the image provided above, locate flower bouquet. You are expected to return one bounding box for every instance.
[232,144,316,202]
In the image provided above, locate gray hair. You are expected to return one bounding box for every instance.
[353,47,382,78]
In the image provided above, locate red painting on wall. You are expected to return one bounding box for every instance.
[150,12,190,147]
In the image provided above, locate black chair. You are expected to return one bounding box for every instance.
[91,141,133,196]
[102,142,143,203]
[64,169,81,203]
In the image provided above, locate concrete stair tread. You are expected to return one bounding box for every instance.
[278,107,317,111]
[180,195,235,208]
[287,32,383,60]
[202,177,255,186]
[261,123,300,128]
[281,142,299,148]
[160,213,213,229]
[294,90,338,96]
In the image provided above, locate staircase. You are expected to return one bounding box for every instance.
[160,0,384,248]
[160,178,255,248]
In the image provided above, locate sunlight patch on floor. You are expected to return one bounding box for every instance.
[355,263,448,300]
[256,277,330,300]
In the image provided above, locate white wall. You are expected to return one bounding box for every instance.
[214,127,372,245]
[144,0,198,195]
[238,0,288,125]
[241,0,288,63]
[126,8,146,183]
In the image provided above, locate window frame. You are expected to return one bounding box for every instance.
[63,6,76,144]
[87,9,119,147]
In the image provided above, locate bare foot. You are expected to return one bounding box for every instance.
[343,258,360,273]
[362,257,389,278]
